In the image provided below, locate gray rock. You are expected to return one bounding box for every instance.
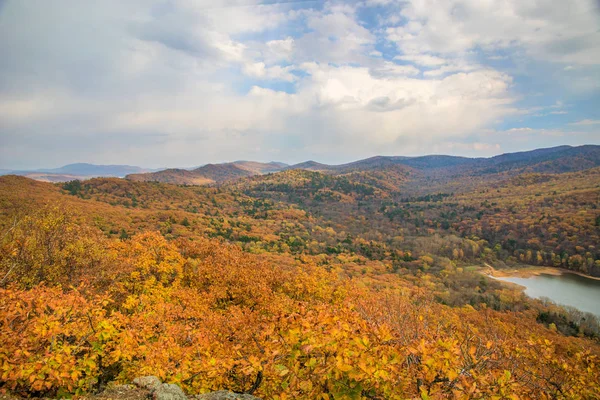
[133,376,162,391]
[194,391,261,400]
[153,383,188,400]
[96,383,148,400]
[105,383,135,391]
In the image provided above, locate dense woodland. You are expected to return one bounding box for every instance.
[1,147,600,399]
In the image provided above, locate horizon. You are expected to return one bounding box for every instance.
[2,143,596,171]
[1,0,599,169]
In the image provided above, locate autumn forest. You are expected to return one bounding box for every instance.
[1,145,600,399]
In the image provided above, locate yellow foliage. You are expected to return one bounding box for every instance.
[0,193,599,399]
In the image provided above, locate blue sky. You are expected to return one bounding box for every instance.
[0,0,599,169]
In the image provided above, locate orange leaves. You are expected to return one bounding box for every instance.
[118,231,185,288]
[1,207,599,399]
[0,206,114,290]
[0,286,109,395]
[259,303,404,399]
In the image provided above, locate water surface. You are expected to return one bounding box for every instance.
[493,272,600,317]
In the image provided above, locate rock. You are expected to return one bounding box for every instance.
[194,391,261,400]
[105,383,136,392]
[152,383,188,400]
[130,377,261,400]
[132,376,162,391]
[92,384,148,400]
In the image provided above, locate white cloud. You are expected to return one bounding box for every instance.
[386,0,600,65]
[265,37,295,63]
[27,62,513,165]
[189,0,288,35]
[442,142,501,154]
[242,62,296,81]
[238,66,515,154]
[0,0,520,167]
[365,0,396,5]
[423,62,480,77]
[370,62,420,77]
[292,6,375,64]
[394,54,446,66]
[0,0,598,168]
[570,119,600,126]
[533,110,569,117]
[501,128,563,137]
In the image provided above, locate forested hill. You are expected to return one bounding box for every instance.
[5,145,597,185]
[1,145,600,398]
[125,144,600,185]
[126,162,286,185]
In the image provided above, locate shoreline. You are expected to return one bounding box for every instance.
[481,264,600,282]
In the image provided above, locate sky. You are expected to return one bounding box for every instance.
[0,0,599,169]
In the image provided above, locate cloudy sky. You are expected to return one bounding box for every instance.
[1,0,599,169]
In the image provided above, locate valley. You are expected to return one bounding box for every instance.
[4,0,600,398]
[1,145,600,399]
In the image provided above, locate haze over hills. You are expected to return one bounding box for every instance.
[0,163,153,182]
[127,145,600,185]
[285,145,600,174]
[3,145,599,185]
[127,161,289,185]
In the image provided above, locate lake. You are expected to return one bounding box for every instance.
[493,272,600,317]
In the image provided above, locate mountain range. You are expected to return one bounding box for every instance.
[127,161,288,185]
[2,145,599,184]
[125,145,600,185]
[0,163,152,182]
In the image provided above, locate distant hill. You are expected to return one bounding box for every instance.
[285,161,333,172]
[127,168,214,185]
[286,157,412,173]
[284,145,600,176]
[13,173,88,183]
[11,145,599,186]
[43,163,148,177]
[398,155,477,170]
[474,145,600,175]
[127,161,288,185]
[127,145,600,186]
[234,161,288,174]
[0,163,151,182]
[489,145,572,165]
[334,156,409,172]
[194,163,254,182]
